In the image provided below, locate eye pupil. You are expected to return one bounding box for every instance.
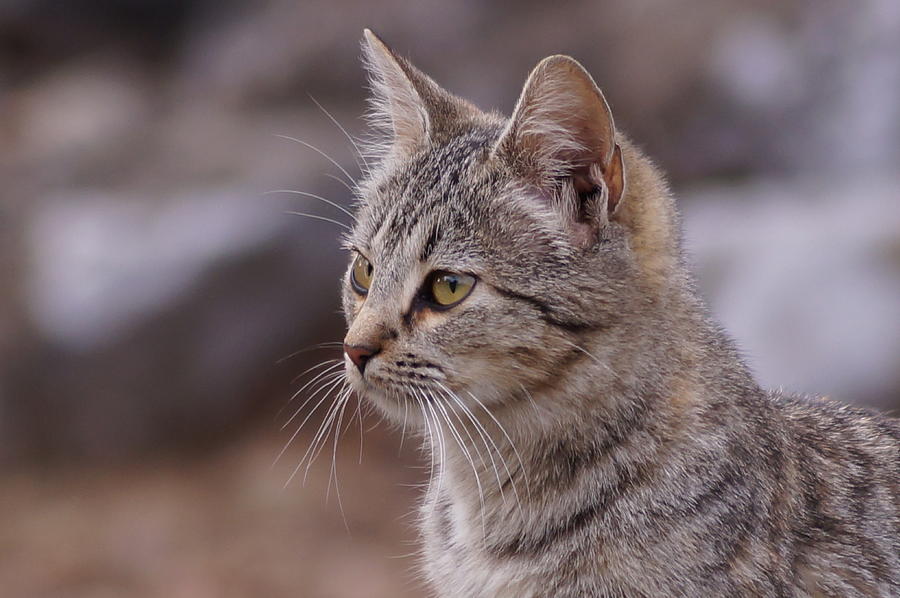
[366,264,373,276]
[427,271,474,308]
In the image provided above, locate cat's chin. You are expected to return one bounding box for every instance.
[360,386,426,426]
[346,373,415,423]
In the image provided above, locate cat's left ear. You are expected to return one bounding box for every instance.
[361,29,472,162]
[493,55,626,219]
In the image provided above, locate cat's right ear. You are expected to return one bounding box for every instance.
[361,29,464,162]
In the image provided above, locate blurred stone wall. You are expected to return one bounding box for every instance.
[1,0,898,465]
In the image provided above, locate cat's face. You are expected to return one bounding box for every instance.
[343,132,591,423]
[342,32,637,426]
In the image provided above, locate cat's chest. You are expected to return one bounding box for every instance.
[424,540,543,598]
[420,494,660,598]
[422,499,545,597]
[423,528,628,598]
[421,496,607,598]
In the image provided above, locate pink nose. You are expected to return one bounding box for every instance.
[344,343,380,374]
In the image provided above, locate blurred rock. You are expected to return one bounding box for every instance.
[25,188,286,351]
[5,199,346,462]
[684,176,900,411]
[12,58,151,166]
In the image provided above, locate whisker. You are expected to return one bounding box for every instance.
[274,133,356,187]
[517,382,542,416]
[562,340,622,382]
[287,398,341,488]
[287,379,347,487]
[275,373,346,468]
[422,398,444,513]
[415,393,437,509]
[467,390,531,503]
[438,384,505,501]
[398,394,410,454]
[308,93,370,174]
[431,388,487,543]
[326,389,353,533]
[352,394,365,465]
[422,392,447,516]
[283,366,346,426]
[277,341,344,365]
[323,172,356,193]
[265,189,356,222]
[289,357,343,387]
[274,359,343,420]
[285,210,350,231]
[308,386,349,474]
[437,383,505,497]
[434,385,489,473]
[335,392,365,465]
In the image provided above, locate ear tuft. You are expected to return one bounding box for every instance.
[361,29,478,164]
[361,29,430,159]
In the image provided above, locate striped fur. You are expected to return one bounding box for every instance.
[341,31,900,597]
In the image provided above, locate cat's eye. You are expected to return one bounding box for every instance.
[351,254,374,294]
[428,271,475,308]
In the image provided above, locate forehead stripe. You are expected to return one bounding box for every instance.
[420,226,439,262]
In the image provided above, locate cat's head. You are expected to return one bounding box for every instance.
[342,30,678,426]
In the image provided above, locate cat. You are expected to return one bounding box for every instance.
[338,29,900,597]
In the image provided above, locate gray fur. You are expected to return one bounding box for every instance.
[341,30,900,597]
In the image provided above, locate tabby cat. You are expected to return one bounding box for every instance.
[339,29,900,597]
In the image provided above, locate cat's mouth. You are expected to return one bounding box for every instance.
[346,352,448,393]
[347,362,457,421]
[355,373,441,403]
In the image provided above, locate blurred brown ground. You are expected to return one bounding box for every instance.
[0,418,427,598]
[0,1,898,596]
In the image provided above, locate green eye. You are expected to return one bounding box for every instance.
[429,271,475,307]
[351,254,373,293]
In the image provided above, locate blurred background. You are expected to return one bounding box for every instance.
[1,0,898,596]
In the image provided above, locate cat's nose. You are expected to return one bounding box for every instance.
[344,343,380,374]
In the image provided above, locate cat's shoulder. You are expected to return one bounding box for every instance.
[766,389,900,445]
